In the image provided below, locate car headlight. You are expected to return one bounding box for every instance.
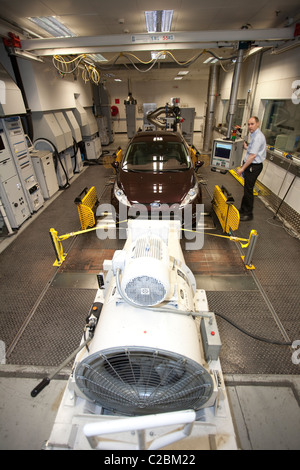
[179,181,199,208]
[114,182,131,207]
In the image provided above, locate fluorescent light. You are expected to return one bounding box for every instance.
[203,57,220,64]
[88,53,107,62]
[177,71,189,75]
[248,46,263,56]
[114,78,122,82]
[28,16,76,37]
[174,76,182,80]
[151,51,166,60]
[145,10,173,33]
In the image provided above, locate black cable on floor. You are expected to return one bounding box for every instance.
[214,311,293,346]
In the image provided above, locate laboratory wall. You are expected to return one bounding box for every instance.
[214,46,300,220]
[106,78,208,134]
[215,46,300,127]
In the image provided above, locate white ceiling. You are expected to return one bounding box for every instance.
[0,0,299,82]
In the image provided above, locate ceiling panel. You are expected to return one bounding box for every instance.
[0,0,299,82]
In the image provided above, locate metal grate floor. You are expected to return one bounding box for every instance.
[0,140,299,375]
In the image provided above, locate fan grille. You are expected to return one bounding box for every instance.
[124,276,167,306]
[75,346,214,415]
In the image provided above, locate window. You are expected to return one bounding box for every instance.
[261,99,300,154]
[222,99,245,128]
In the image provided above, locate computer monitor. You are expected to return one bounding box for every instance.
[211,138,244,170]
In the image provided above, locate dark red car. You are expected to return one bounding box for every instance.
[111,131,203,226]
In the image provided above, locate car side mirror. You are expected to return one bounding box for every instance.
[112,161,119,171]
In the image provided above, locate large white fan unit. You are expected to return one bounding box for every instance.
[74,220,219,416]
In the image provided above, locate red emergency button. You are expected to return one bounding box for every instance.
[211,331,215,336]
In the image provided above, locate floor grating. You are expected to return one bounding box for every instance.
[0,147,299,375]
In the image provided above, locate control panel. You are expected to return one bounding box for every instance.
[0,130,31,228]
[1,117,44,212]
[211,138,244,170]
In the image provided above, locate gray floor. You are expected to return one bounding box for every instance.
[1,370,299,450]
[0,132,299,450]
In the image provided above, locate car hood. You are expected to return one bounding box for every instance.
[118,170,195,205]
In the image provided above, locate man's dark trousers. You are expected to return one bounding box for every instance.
[240,163,263,216]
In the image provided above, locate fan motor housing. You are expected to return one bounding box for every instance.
[114,233,171,307]
[74,220,218,416]
[121,257,170,306]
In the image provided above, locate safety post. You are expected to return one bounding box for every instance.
[240,229,258,269]
[48,220,128,267]
[49,228,67,266]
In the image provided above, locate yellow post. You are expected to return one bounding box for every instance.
[49,228,67,266]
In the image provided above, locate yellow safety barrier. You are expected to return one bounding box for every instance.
[74,186,99,230]
[50,218,257,268]
[103,147,123,169]
[189,145,198,165]
[49,221,127,267]
[229,168,259,195]
[115,147,123,164]
[212,185,240,233]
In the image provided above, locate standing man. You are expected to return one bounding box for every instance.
[236,116,266,221]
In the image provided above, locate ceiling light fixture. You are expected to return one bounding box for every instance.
[203,57,220,64]
[177,71,189,75]
[145,10,173,33]
[248,46,263,56]
[88,53,107,62]
[28,16,76,38]
[151,51,166,60]
[174,76,183,80]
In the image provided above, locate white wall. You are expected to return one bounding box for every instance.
[17,57,94,112]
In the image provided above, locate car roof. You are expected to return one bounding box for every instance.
[130,131,184,144]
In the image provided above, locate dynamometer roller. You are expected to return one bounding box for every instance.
[36,219,238,450]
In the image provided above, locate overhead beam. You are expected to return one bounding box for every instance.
[24,43,235,56]
[20,40,293,57]
[20,27,295,54]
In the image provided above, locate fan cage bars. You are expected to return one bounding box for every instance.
[75,346,214,416]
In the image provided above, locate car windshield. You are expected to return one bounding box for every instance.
[122,141,191,172]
